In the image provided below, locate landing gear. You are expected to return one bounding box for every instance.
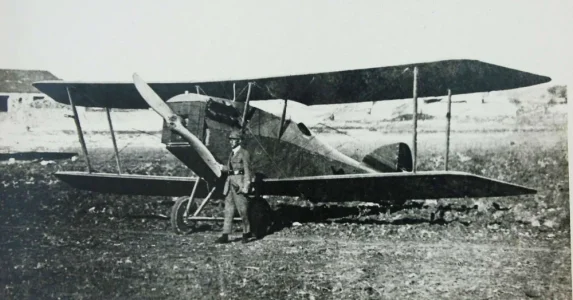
[170,196,198,234]
[169,178,273,238]
[170,178,217,234]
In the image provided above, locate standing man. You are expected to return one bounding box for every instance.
[215,130,253,244]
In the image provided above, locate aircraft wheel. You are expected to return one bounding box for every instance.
[170,196,197,234]
[249,197,273,239]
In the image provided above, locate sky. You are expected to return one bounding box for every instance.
[1,0,571,84]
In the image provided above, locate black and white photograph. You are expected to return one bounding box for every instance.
[1,1,571,299]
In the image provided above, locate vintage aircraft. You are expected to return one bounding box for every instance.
[33,59,550,237]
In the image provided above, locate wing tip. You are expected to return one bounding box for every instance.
[521,186,538,195]
[31,81,48,89]
[540,75,552,84]
[470,173,538,197]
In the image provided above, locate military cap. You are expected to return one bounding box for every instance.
[228,130,243,140]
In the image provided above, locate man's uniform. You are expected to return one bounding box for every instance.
[216,131,252,244]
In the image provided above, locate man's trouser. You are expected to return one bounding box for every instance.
[222,177,250,234]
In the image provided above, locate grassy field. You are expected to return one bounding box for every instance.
[0,122,570,299]
[0,92,570,299]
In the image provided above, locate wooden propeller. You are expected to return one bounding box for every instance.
[132,73,222,178]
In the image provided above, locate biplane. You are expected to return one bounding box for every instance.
[33,59,550,237]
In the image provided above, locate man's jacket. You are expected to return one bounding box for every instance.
[223,147,252,195]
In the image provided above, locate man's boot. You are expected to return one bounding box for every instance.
[215,234,229,244]
[242,232,252,244]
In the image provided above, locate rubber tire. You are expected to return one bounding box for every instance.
[170,197,198,234]
[248,197,273,239]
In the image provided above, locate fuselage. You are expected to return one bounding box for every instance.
[160,93,377,184]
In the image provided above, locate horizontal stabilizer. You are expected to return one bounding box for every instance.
[259,171,536,202]
[362,143,412,172]
[54,172,211,197]
[33,59,550,108]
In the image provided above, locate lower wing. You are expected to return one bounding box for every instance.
[258,171,536,202]
[55,170,535,202]
[54,171,210,197]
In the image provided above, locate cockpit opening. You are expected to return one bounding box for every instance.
[205,99,242,128]
[297,122,312,136]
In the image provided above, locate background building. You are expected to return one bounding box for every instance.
[0,69,61,112]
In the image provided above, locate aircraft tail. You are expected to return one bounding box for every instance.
[362,143,413,172]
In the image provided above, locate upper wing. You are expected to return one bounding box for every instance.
[258,171,536,202]
[32,82,210,109]
[54,171,212,197]
[33,60,550,108]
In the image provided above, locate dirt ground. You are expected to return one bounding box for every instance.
[1,127,570,299]
[0,224,570,299]
[1,95,570,299]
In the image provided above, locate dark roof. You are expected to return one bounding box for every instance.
[0,69,60,93]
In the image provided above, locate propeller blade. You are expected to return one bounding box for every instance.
[133,73,177,120]
[132,73,222,178]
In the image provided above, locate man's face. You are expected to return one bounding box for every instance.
[229,138,240,148]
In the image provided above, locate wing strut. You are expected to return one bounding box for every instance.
[184,177,202,217]
[278,99,288,139]
[241,82,253,128]
[66,87,93,173]
[445,89,453,170]
[412,67,418,173]
[412,69,456,172]
[105,108,122,174]
[412,68,456,172]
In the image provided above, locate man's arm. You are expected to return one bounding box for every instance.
[241,150,252,194]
